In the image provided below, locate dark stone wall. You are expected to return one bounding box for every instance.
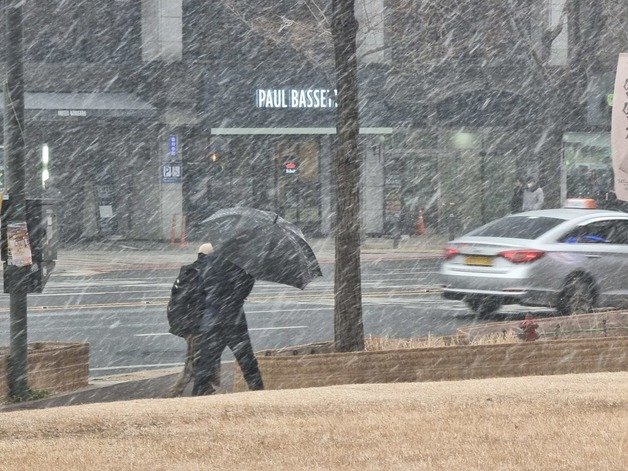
[23,0,141,64]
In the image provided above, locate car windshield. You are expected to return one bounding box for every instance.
[467,216,564,239]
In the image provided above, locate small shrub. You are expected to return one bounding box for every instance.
[8,388,50,403]
[471,330,520,345]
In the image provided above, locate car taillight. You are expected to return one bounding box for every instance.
[443,247,460,260]
[498,249,545,263]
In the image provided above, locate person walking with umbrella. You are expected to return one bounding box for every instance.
[192,207,323,395]
[193,244,264,395]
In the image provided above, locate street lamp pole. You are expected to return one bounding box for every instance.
[4,0,30,399]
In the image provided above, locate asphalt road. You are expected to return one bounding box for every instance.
[0,256,552,378]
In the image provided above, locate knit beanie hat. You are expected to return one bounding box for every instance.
[198,243,214,255]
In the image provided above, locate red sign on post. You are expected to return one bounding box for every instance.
[283,161,299,174]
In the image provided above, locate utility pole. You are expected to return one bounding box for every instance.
[4,0,30,399]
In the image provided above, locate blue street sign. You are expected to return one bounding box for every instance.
[168,135,177,156]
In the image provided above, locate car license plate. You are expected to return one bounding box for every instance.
[464,255,493,266]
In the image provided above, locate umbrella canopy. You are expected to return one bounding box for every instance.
[202,207,323,289]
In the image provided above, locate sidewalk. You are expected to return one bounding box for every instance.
[1,363,238,412]
[57,234,446,262]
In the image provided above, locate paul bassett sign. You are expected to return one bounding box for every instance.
[256,89,337,109]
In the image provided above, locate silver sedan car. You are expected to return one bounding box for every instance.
[440,205,628,316]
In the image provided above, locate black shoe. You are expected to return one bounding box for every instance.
[192,384,216,396]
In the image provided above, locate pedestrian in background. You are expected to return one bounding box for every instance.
[391,212,402,248]
[522,177,544,211]
[510,176,524,213]
[193,245,264,396]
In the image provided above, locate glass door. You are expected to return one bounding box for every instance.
[276,138,322,235]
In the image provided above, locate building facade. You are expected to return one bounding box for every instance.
[0,0,626,242]
[1,0,164,242]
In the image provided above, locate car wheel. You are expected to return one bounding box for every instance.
[557,276,596,315]
[464,296,501,318]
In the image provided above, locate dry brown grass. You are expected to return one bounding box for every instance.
[365,331,520,350]
[0,372,626,470]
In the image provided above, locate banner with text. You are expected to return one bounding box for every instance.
[611,53,628,201]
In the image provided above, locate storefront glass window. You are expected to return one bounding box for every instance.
[563,133,613,203]
[277,139,322,235]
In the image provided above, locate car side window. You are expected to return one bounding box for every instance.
[606,220,628,245]
[559,221,615,244]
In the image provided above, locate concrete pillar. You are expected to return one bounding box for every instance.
[141,0,182,62]
[320,135,333,236]
[356,0,386,65]
[362,138,384,235]
[548,0,568,66]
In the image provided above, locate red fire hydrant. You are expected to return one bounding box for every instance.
[519,314,540,341]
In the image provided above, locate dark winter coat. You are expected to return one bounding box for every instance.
[193,253,262,395]
[200,253,255,325]
[510,184,524,213]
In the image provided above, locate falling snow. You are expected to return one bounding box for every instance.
[0,0,626,398]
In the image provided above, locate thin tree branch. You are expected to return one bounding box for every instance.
[221,0,334,79]
[503,1,550,82]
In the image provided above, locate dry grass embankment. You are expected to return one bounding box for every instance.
[0,372,626,470]
[365,331,520,350]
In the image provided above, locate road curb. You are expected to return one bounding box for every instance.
[0,373,180,412]
[0,363,237,412]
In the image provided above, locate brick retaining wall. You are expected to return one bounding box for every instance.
[234,337,627,392]
[0,342,89,399]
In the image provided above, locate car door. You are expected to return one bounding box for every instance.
[557,218,628,307]
[605,219,628,306]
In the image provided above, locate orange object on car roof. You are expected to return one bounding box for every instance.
[563,198,597,209]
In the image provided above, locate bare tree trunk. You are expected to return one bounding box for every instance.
[332,0,364,352]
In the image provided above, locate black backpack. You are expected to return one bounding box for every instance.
[167,263,205,338]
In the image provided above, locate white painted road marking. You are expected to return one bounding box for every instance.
[91,362,184,371]
[17,307,333,319]
[134,333,175,337]
[134,325,309,337]
[249,325,309,331]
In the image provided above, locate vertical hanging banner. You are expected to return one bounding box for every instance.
[7,222,33,267]
[611,53,628,201]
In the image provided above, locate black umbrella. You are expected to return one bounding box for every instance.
[202,207,322,289]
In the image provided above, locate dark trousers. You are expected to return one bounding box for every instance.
[192,310,264,396]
